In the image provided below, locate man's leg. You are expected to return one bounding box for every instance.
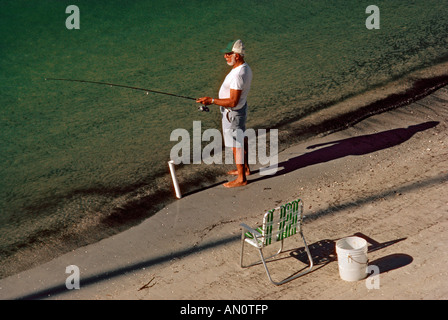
[227,137,250,176]
[223,147,248,188]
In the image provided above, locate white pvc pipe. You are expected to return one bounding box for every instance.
[168,160,182,199]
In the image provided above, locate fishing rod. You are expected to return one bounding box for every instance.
[45,77,209,112]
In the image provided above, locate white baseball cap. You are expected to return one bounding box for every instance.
[220,39,245,56]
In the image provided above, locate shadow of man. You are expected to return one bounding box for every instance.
[251,121,439,183]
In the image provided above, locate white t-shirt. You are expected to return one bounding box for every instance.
[218,62,253,110]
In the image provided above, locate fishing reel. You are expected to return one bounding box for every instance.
[198,104,210,112]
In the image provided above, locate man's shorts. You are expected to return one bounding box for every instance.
[220,104,247,148]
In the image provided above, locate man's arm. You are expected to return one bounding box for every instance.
[196,89,242,108]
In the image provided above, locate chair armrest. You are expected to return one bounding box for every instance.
[240,223,263,239]
[241,223,264,248]
[240,223,259,235]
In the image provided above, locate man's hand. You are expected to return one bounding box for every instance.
[196,89,241,108]
[196,97,213,105]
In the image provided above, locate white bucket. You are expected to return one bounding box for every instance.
[335,236,368,281]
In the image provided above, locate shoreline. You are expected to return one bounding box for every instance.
[1,62,447,282]
[0,75,447,299]
[274,61,448,147]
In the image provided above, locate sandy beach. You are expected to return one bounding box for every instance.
[0,81,447,301]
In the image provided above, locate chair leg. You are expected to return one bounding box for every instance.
[240,232,246,268]
[259,231,314,286]
[240,236,284,269]
[300,230,314,271]
[257,247,278,285]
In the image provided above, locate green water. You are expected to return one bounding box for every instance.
[1,0,447,276]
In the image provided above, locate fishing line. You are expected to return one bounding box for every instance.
[45,77,209,112]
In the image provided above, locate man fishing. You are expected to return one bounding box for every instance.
[196,39,253,188]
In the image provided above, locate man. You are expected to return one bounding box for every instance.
[196,39,253,188]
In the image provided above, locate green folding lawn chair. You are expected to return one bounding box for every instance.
[240,198,314,285]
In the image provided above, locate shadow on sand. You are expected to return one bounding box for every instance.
[250,121,439,183]
[285,232,411,277]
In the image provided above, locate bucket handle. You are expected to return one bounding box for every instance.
[347,254,369,265]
